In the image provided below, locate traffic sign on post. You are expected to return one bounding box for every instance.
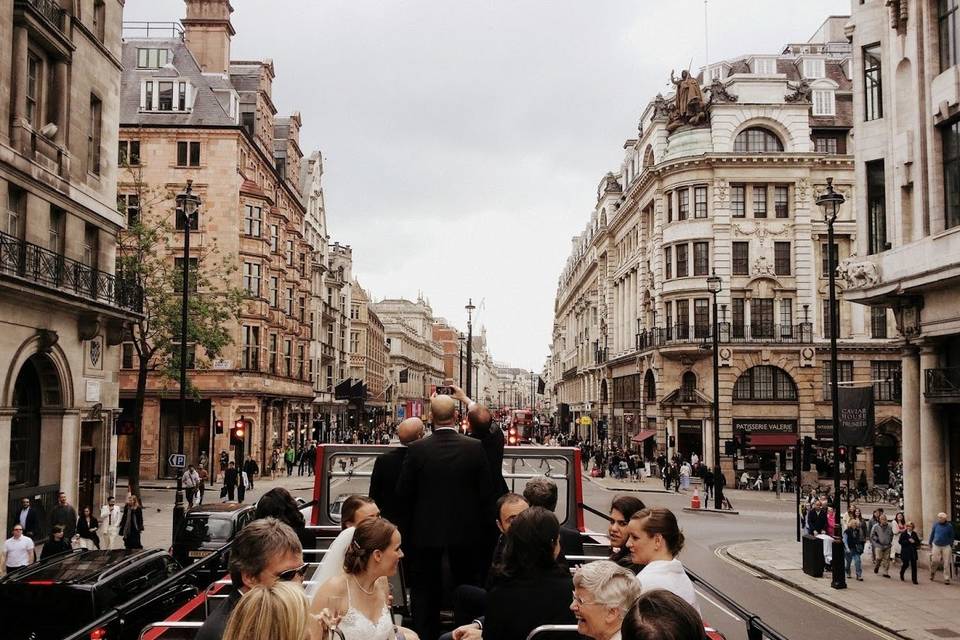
[168,453,186,469]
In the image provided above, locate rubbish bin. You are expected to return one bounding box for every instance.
[802,534,825,577]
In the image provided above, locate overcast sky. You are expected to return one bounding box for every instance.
[125,0,850,371]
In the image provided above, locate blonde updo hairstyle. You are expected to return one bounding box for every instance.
[343,517,397,575]
[222,581,309,640]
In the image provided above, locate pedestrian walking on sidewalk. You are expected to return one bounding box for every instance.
[284,445,295,476]
[870,513,894,578]
[929,512,955,584]
[843,517,864,581]
[223,461,239,502]
[702,467,714,502]
[197,465,208,504]
[899,521,921,584]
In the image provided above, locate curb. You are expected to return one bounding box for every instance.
[724,545,907,639]
[584,478,673,494]
[681,506,740,515]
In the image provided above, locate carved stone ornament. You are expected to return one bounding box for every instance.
[666,70,710,133]
[893,298,923,337]
[796,178,811,205]
[78,315,101,342]
[785,78,813,104]
[652,93,673,120]
[712,178,729,204]
[752,256,775,277]
[731,223,788,247]
[835,252,881,289]
[37,329,59,354]
[603,172,622,194]
[707,78,738,103]
[800,346,816,368]
[886,0,908,31]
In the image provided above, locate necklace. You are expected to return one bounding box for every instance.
[352,574,376,595]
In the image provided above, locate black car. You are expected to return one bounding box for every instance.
[0,548,196,640]
[170,502,255,570]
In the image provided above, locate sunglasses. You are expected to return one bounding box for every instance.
[276,563,309,582]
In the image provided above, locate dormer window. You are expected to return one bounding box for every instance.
[812,89,836,116]
[140,79,191,112]
[752,57,777,75]
[709,65,724,81]
[136,48,169,69]
[802,58,825,79]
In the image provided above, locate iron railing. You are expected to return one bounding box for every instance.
[925,367,960,398]
[0,230,143,313]
[594,347,608,364]
[20,0,66,31]
[635,322,813,351]
[122,21,185,39]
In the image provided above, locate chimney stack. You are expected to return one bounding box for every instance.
[182,0,235,75]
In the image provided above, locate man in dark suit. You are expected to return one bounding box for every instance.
[467,405,509,498]
[806,499,828,535]
[369,417,424,531]
[16,497,42,541]
[397,388,494,640]
[522,476,584,561]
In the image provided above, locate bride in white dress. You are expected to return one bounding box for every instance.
[309,518,419,640]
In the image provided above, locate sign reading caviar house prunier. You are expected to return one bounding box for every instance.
[838,386,875,447]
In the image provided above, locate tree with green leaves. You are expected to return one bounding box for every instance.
[116,163,243,499]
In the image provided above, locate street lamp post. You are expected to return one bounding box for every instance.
[458,333,465,388]
[173,180,201,538]
[817,177,847,590]
[465,300,475,397]
[706,270,724,511]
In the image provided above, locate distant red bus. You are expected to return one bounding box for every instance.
[508,410,533,443]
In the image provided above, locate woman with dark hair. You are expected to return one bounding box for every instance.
[608,496,645,570]
[484,506,577,640]
[255,487,312,552]
[76,506,100,549]
[621,590,705,640]
[340,495,380,530]
[119,494,144,550]
[625,508,698,613]
[40,524,72,559]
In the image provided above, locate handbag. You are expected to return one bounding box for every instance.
[220,486,228,499]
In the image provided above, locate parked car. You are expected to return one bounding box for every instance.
[329,493,350,524]
[170,502,255,571]
[0,548,195,640]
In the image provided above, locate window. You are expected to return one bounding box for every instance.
[693,242,709,276]
[121,343,135,369]
[942,119,960,230]
[26,53,41,128]
[822,361,853,401]
[297,344,305,378]
[83,224,99,269]
[276,157,287,180]
[175,205,199,230]
[752,58,776,74]
[676,300,689,338]
[170,343,196,369]
[269,225,279,253]
[732,242,749,275]
[158,81,174,111]
[871,307,888,338]
[118,140,141,166]
[774,185,789,217]
[176,141,201,167]
[822,299,838,338]
[173,257,198,292]
[821,242,839,278]
[178,81,187,111]
[940,0,960,71]
[813,90,836,116]
[681,371,698,402]
[675,244,688,278]
[872,361,901,401]
[731,184,746,217]
[694,299,710,338]
[242,326,260,370]
[732,298,745,338]
[7,184,26,238]
[243,205,262,237]
[285,240,294,266]
[752,186,767,218]
[866,159,887,253]
[298,296,306,322]
[144,81,153,111]
[813,135,840,154]
[88,95,102,175]
[664,301,673,331]
[734,365,797,401]
[694,186,708,218]
[751,298,774,339]
[49,207,64,254]
[666,192,673,223]
[242,262,261,297]
[137,48,169,69]
[664,246,672,279]
[803,58,825,79]
[677,189,689,221]
[284,339,293,376]
[780,299,793,336]
[268,276,279,307]
[285,287,294,315]
[774,241,791,275]
[268,334,278,373]
[93,0,106,42]
[734,128,783,152]
[863,45,883,121]
[241,112,255,136]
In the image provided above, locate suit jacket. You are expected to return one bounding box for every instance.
[485,570,576,640]
[806,509,828,534]
[476,428,509,498]
[49,505,78,538]
[17,507,41,540]
[369,447,408,530]
[397,428,493,549]
[224,468,239,487]
[558,525,584,561]
[196,587,241,640]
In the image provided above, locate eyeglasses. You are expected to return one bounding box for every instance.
[276,563,309,582]
[571,591,600,607]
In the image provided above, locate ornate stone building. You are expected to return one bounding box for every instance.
[845,0,960,531]
[551,17,903,485]
[1,0,134,529]
[348,282,386,428]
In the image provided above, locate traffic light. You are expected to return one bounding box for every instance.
[215,419,224,435]
[838,445,847,460]
[802,436,814,469]
[724,439,735,455]
[508,427,518,446]
[231,418,246,446]
[668,435,676,448]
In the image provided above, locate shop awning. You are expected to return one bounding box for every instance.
[631,429,657,444]
[749,434,798,448]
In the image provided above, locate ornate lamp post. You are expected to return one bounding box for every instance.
[173,180,201,537]
[816,177,847,590]
[465,299,475,397]
[706,270,724,510]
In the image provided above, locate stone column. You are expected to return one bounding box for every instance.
[630,271,638,350]
[901,346,922,526]
[11,26,28,149]
[54,60,69,146]
[616,282,623,353]
[920,346,946,535]
[60,410,82,507]
[0,409,14,534]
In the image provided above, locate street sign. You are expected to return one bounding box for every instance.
[168,453,186,469]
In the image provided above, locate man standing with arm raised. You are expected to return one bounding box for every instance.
[398,387,494,640]
[369,417,424,533]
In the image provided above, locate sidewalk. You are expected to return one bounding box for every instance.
[726,539,959,640]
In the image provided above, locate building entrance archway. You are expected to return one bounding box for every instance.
[873,432,898,485]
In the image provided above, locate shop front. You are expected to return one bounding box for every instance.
[612,373,642,446]
[734,419,798,477]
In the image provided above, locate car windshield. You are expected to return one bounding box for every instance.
[179,517,233,544]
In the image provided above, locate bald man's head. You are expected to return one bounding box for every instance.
[397,418,425,445]
[431,394,457,426]
[468,405,493,436]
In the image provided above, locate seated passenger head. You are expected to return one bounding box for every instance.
[397,418,425,445]
[467,405,493,436]
[609,496,646,549]
[496,493,529,534]
[626,508,685,566]
[51,524,65,540]
[621,589,704,640]
[341,495,379,530]
[344,517,402,577]
[496,506,561,579]
[523,476,559,512]
[222,581,321,640]
[255,487,306,530]
[430,394,457,426]
[229,517,304,590]
[571,560,642,640]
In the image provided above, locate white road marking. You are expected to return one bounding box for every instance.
[694,588,742,622]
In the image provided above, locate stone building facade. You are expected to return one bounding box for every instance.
[348,282,386,427]
[116,1,314,479]
[844,0,960,532]
[551,17,902,486]
[1,0,135,530]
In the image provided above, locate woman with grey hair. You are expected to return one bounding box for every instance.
[571,560,642,640]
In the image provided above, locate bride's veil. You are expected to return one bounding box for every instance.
[306,526,355,599]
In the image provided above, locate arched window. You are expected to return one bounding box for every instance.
[733,127,784,153]
[733,365,797,401]
[643,145,655,168]
[680,371,697,402]
[644,370,656,402]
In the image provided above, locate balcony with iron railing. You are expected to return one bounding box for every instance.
[0,230,143,314]
[17,0,67,33]
[594,347,608,365]
[925,368,960,402]
[635,322,814,352]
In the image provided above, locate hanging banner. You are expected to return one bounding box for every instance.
[838,386,875,447]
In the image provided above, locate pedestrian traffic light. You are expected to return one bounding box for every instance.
[231,418,245,446]
[802,436,814,469]
[838,445,847,460]
[724,439,735,455]
[668,435,676,448]
[215,419,224,435]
